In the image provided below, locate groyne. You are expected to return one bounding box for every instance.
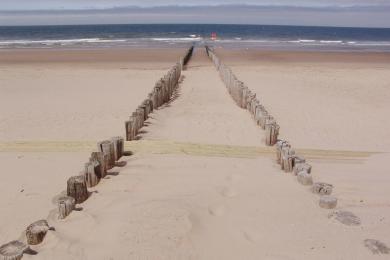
[205,45,338,210]
[0,46,194,260]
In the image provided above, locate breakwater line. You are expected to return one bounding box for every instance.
[0,46,194,259]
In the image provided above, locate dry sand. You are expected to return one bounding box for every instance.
[1,47,389,259]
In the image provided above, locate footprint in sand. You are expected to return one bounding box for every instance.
[220,186,237,198]
[208,204,226,216]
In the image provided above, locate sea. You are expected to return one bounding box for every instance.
[1,24,390,51]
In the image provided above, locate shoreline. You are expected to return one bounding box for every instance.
[2,46,390,64]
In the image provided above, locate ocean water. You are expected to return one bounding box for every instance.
[1,24,390,51]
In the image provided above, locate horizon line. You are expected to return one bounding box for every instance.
[1,23,390,30]
[2,4,390,12]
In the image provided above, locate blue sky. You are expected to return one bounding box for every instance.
[1,1,390,27]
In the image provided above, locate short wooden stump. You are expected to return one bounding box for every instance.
[26,220,51,245]
[58,196,76,219]
[312,182,333,195]
[67,176,88,204]
[319,195,338,209]
[297,171,313,186]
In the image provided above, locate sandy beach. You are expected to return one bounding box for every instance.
[1,46,389,259]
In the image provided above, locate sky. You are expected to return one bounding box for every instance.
[0,0,390,27]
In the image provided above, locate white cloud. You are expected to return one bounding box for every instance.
[1,5,390,27]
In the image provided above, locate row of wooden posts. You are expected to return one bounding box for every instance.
[205,46,338,211]
[125,46,194,141]
[0,46,195,260]
[205,46,280,147]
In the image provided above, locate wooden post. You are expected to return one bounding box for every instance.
[26,220,51,245]
[276,140,290,164]
[319,196,337,209]
[90,151,106,178]
[293,162,312,176]
[84,161,99,188]
[111,136,124,161]
[287,155,305,174]
[136,108,145,129]
[58,196,75,219]
[98,141,115,169]
[312,182,333,195]
[125,120,131,141]
[297,171,313,185]
[140,104,148,121]
[126,117,135,141]
[0,241,28,260]
[67,175,88,203]
[265,121,279,146]
[259,112,270,129]
[281,147,295,171]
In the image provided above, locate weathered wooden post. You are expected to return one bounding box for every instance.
[293,162,312,175]
[255,105,265,125]
[286,155,305,174]
[312,182,333,195]
[98,141,115,169]
[276,140,290,164]
[67,175,88,203]
[281,146,295,171]
[84,161,99,188]
[111,136,124,161]
[136,108,144,130]
[319,196,338,209]
[58,196,76,219]
[26,220,51,245]
[297,171,313,185]
[265,121,279,146]
[90,151,106,178]
[0,240,28,260]
[125,120,131,141]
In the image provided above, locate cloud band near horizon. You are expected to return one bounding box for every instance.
[0,4,390,27]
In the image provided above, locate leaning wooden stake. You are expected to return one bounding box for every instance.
[26,220,51,245]
[67,175,88,204]
[58,196,76,219]
[0,240,28,260]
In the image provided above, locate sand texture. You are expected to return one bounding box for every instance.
[0,47,389,259]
